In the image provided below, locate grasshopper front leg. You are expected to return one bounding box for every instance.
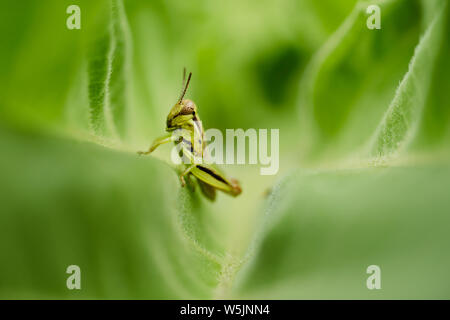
[137,133,176,155]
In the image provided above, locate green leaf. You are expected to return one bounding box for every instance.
[368,0,447,160]
[232,165,450,299]
[108,0,131,139]
[0,0,449,300]
[231,0,450,300]
[87,27,111,136]
[298,0,423,162]
[87,0,130,139]
[0,126,221,299]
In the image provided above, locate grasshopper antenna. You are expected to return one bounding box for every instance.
[181,67,186,89]
[179,70,192,103]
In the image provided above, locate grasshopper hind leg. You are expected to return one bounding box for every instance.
[197,179,217,201]
[190,164,242,198]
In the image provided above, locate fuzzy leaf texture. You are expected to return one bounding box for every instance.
[0,0,449,299]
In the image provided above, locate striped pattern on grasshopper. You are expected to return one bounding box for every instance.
[138,69,241,201]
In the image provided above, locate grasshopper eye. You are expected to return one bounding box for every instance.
[180,100,196,115]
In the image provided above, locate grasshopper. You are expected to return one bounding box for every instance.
[138,69,241,200]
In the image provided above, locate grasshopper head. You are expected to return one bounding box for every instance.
[166,99,198,131]
[166,69,197,131]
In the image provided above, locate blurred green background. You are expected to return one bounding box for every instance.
[0,0,449,299]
